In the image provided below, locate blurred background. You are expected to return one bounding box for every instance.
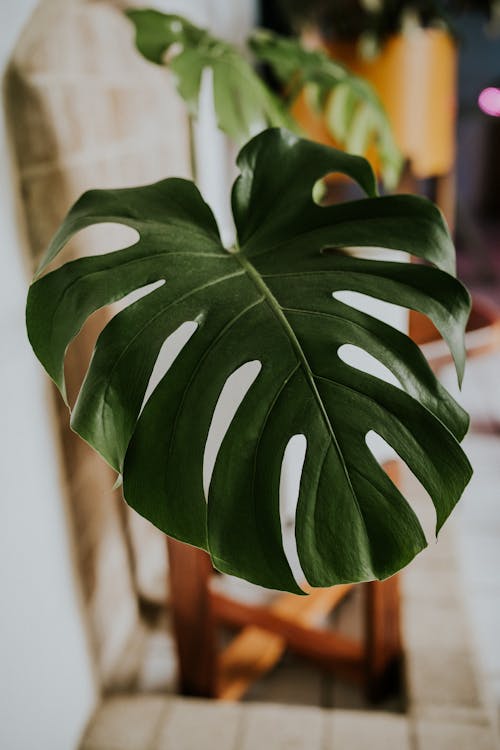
[1,1,500,748]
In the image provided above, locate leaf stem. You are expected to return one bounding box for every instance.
[188,114,198,183]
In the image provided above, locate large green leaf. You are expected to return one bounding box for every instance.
[250,29,403,189]
[126,10,295,143]
[26,129,471,593]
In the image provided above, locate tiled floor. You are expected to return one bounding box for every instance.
[81,697,414,750]
[80,514,500,748]
[81,350,500,748]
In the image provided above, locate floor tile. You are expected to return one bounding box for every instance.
[155,699,241,750]
[243,652,325,706]
[327,710,410,750]
[239,704,323,750]
[415,719,498,750]
[81,696,167,750]
[405,646,483,710]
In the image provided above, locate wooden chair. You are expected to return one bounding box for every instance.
[167,461,402,702]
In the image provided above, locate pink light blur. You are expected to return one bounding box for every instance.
[478,87,500,117]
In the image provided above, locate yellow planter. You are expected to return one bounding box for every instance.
[295,28,457,179]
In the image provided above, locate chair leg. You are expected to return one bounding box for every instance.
[361,462,404,700]
[435,169,456,236]
[364,574,403,701]
[167,537,218,697]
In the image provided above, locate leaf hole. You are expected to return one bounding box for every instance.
[64,279,164,409]
[112,279,165,314]
[203,361,262,499]
[337,344,402,389]
[39,223,140,276]
[365,430,437,544]
[279,434,308,589]
[164,42,184,62]
[323,246,410,263]
[140,320,198,414]
[312,174,366,207]
[332,290,409,332]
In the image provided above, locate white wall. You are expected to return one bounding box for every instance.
[0,2,98,749]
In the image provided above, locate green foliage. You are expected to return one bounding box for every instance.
[27,130,471,592]
[250,29,403,188]
[126,9,295,143]
[127,10,401,187]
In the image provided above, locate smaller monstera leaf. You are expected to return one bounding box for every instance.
[27,129,471,593]
[126,9,295,143]
[250,29,403,189]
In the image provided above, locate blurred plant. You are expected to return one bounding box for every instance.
[250,29,402,188]
[127,10,402,187]
[127,11,294,147]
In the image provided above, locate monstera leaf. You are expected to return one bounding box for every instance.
[126,10,295,143]
[26,129,471,593]
[250,29,403,189]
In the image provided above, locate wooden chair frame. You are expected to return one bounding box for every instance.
[167,462,402,702]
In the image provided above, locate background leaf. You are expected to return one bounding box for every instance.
[127,9,295,143]
[250,29,403,189]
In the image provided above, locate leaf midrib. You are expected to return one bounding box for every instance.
[235,251,367,536]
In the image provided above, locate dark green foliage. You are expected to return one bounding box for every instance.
[27,130,471,592]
